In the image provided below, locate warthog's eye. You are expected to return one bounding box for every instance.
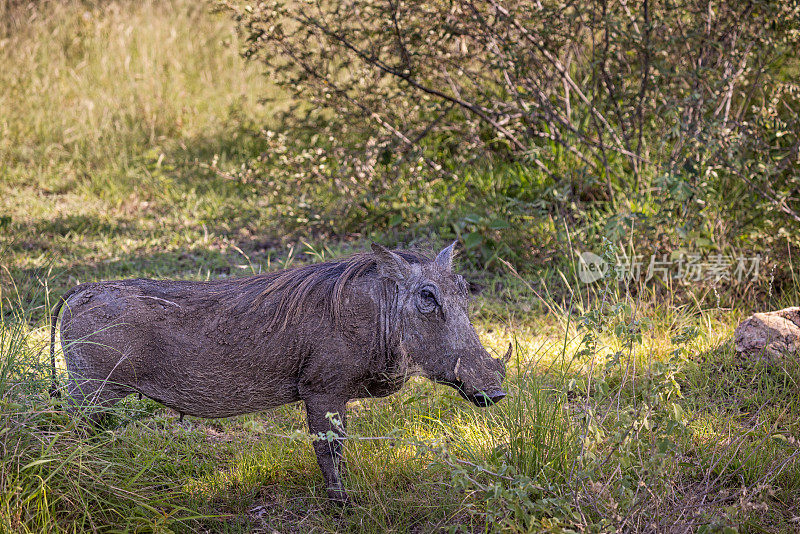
[417,286,440,314]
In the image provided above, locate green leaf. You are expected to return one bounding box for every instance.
[463,232,484,250]
[488,218,510,230]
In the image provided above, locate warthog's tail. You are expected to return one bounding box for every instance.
[49,285,83,398]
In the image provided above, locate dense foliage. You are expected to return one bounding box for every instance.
[226,0,800,278]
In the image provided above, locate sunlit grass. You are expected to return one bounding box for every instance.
[0,0,277,190]
[0,0,279,279]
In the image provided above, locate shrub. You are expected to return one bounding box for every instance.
[224,0,799,270]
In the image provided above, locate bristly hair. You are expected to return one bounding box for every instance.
[222,248,431,331]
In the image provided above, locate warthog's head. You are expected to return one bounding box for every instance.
[372,243,511,407]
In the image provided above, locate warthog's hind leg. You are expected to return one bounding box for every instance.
[65,377,131,426]
[305,398,348,504]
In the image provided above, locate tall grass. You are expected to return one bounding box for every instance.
[0,0,275,214]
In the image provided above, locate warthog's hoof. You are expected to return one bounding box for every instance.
[326,486,349,506]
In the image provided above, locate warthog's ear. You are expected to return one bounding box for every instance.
[371,242,412,280]
[434,241,457,272]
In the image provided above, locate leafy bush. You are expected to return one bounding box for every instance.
[224,0,800,274]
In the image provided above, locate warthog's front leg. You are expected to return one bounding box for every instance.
[304,398,348,504]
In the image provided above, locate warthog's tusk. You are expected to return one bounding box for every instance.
[502,343,512,364]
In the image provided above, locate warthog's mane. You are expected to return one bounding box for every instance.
[221,249,431,331]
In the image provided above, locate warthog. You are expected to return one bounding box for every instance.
[50,243,511,502]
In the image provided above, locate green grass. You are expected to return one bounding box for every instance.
[2,1,799,532]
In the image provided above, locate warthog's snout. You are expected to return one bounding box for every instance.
[436,343,511,407]
[472,389,506,407]
[440,380,507,407]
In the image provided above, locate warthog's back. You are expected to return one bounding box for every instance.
[59,278,308,417]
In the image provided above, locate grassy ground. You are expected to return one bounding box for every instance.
[2,1,799,532]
